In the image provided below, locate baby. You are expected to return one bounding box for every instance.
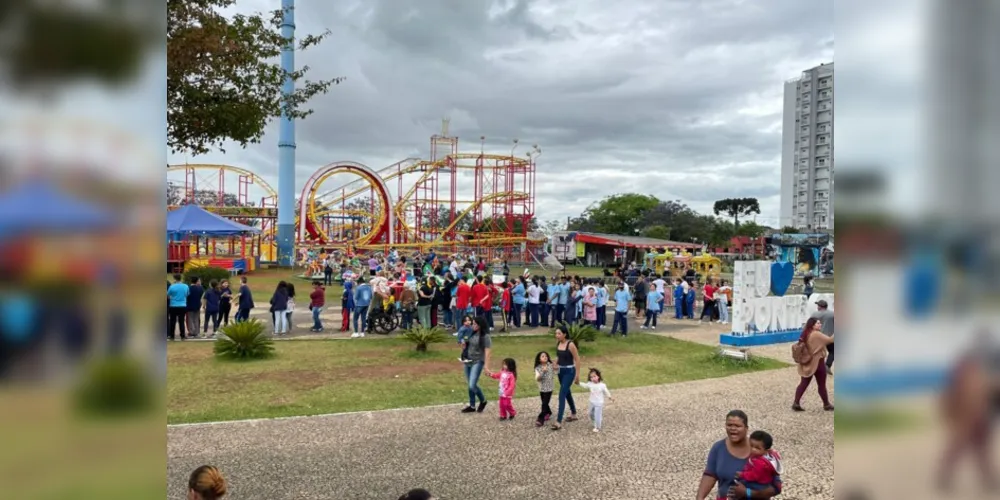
[735,430,783,492]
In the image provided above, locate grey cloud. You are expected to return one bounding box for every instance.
[168,0,833,225]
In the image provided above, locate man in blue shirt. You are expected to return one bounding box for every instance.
[611,282,632,337]
[546,279,561,326]
[185,277,204,338]
[595,281,609,329]
[511,278,526,328]
[557,276,571,324]
[236,275,255,322]
[353,280,373,337]
[167,274,190,340]
[643,287,664,330]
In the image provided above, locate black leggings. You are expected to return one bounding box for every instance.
[826,343,835,368]
[537,391,553,422]
[219,302,232,326]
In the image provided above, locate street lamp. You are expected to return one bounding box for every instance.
[511,138,519,157]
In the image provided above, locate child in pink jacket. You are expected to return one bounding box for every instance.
[488,358,518,420]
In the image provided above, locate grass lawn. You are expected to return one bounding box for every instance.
[167,334,786,424]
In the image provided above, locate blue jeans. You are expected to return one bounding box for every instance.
[557,366,577,423]
[528,303,539,326]
[675,299,683,319]
[540,303,550,326]
[353,306,369,333]
[644,310,658,327]
[554,304,565,324]
[444,307,453,327]
[511,303,522,327]
[312,306,323,330]
[611,311,628,336]
[401,310,413,330]
[596,305,606,327]
[464,361,486,407]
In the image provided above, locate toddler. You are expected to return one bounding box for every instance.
[487,358,518,420]
[578,368,612,432]
[735,430,783,492]
[455,315,474,363]
[533,351,555,427]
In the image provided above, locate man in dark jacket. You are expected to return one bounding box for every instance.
[236,275,255,322]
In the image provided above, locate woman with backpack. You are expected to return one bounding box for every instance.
[791,317,834,412]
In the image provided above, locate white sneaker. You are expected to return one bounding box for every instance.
[350,332,359,338]
[359,332,366,337]
[640,326,648,329]
[593,428,600,432]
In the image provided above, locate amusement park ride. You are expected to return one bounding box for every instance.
[166,121,545,263]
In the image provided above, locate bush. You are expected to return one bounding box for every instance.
[73,357,157,417]
[214,319,275,360]
[550,322,598,343]
[182,265,232,286]
[400,325,449,352]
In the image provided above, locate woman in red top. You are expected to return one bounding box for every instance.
[699,281,716,323]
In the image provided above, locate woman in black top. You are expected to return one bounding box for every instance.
[441,273,456,328]
[219,280,233,327]
[269,281,290,335]
[417,276,435,328]
[551,325,581,430]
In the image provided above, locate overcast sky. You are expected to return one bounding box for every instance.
[167,0,834,227]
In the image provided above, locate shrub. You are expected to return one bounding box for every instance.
[182,266,232,286]
[550,322,598,343]
[73,357,157,417]
[400,325,449,352]
[214,319,275,360]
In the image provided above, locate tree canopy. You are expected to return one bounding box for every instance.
[167,0,344,155]
[567,194,774,248]
[0,2,160,91]
[712,197,761,229]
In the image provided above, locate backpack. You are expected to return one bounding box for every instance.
[790,338,813,365]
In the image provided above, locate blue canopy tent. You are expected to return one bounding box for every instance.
[0,180,117,239]
[167,205,262,272]
[167,205,260,238]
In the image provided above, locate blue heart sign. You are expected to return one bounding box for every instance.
[770,261,794,297]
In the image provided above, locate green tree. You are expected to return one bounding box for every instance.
[642,225,671,240]
[168,0,345,154]
[736,220,767,238]
[707,219,736,248]
[712,197,761,230]
[0,2,160,90]
[781,226,799,234]
[581,194,659,235]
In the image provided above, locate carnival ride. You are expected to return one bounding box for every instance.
[166,126,544,266]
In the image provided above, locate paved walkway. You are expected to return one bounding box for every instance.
[169,311,833,499]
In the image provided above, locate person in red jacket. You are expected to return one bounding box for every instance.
[471,276,494,330]
[309,281,326,332]
[456,278,472,316]
[499,281,512,332]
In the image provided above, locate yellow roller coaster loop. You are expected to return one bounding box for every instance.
[306,163,391,247]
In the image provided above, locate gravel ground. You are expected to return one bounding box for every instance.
[169,309,833,499]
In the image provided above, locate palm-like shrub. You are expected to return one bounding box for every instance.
[550,322,598,343]
[400,325,449,352]
[214,319,275,360]
[73,357,156,417]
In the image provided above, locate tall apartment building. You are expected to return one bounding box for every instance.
[779,62,834,231]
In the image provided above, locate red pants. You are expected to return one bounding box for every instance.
[341,308,350,331]
[499,397,516,418]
